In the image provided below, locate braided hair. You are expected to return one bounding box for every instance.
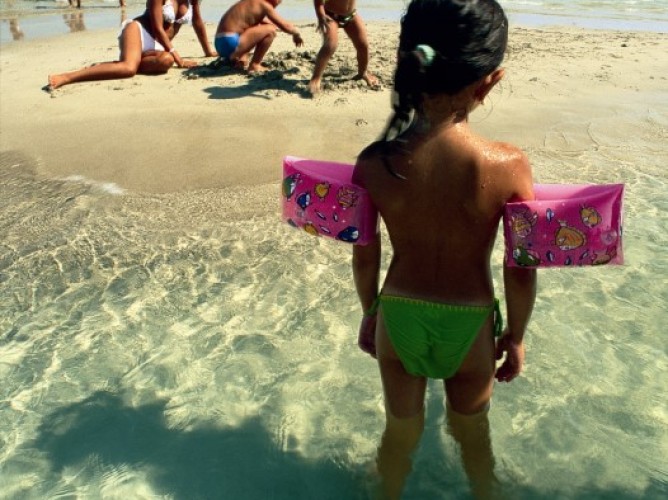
[382,0,508,177]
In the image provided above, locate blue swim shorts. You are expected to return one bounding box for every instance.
[214,32,240,60]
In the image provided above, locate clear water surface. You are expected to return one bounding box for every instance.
[1,0,667,498]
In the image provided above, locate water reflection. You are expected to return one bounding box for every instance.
[68,0,126,7]
[7,18,24,40]
[3,6,129,43]
[63,11,86,32]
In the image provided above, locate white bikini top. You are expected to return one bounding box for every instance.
[163,0,193,25]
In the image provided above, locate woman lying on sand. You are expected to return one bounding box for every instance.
[47,0,216,90]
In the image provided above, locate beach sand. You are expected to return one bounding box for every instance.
[0,22,666,194]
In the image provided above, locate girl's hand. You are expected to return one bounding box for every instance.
[316,15,331,34]
[292,33,304,47]
[494,331,525,382]
[179,59,198,68]
[358,314,377,358]
[170,50,197,69]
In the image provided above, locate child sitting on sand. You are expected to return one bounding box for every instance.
[308,0,378,95]
[47,0,216,90]
[352,0,536,497]
[214,0,304,72]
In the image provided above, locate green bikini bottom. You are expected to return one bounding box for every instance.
[374,294,503,379]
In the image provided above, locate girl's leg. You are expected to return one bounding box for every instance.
[343,15,377,87]
[445,315,500,499]
[308,21,339,94]
[377,410,424,500]
[375,312,427,499]
[445,313,496,414]
[446,404,500,500]
[137,50,175,75]
[47,22,144,89]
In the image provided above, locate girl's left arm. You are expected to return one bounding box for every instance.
[192,0,217,56]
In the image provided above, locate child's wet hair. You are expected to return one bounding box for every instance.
[382,0,508,148]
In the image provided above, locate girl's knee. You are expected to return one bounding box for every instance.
[117,62,139,78]
[158,52,175,70]
[384,408,425,450]
[139,53,172,75]
[319,41,337,58]
[352,37,369,53]
[445,365,495,415]
[445,401,492,446]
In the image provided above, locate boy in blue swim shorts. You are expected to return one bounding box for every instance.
[214,33,241,61]
[214,0,303,72]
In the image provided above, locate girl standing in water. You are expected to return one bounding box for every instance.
[352,0,537,497]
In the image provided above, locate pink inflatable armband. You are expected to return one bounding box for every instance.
[281,156,379,245]
[503,184,624,268]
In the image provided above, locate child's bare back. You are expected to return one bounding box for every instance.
[216,0,273,34]
[355,122,532,304]
[214,0,303,72]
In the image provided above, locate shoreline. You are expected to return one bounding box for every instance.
[2,4,668,46]
[1,22,667,196]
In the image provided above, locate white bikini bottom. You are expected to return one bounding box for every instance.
[118,19,165,54]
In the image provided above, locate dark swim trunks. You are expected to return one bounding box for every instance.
[325,8,357,28]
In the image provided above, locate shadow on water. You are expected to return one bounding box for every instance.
[28,391,365,499]
[17,368,668,499]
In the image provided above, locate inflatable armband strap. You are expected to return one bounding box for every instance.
[282,156,379,245]
[503,184,624,268]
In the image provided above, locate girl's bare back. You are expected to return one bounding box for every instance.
[355,120,532,305]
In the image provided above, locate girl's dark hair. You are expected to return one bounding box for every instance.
[381,0,508,175]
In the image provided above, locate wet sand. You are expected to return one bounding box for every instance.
[0,22,666,194]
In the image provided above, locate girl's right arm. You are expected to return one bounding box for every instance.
[313,0,330,33]
[148,0,185,67]
[149,0,171,48]
[496,265,536,382]
[496,147,536,382]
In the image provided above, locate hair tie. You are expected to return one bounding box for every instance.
[414,44,436,69]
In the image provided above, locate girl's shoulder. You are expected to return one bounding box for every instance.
[488,140,529,169]
[353,141,386,184]
[485,140,533,201]
[357,140,386,163]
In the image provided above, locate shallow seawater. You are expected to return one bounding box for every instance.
[2,0,668,46]
[1,104,667,498]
